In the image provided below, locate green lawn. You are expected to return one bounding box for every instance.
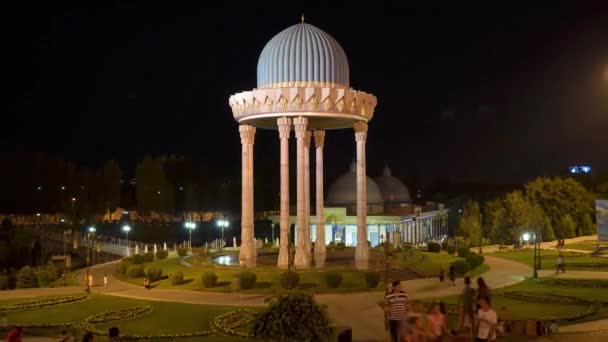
[465,263,490,278]
[116,254,380,294]
[489,249,608,271]
[0,294,255,341]
[399,250,461,277]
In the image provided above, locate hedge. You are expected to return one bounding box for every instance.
[466,253,485,269]
[324,271,342,288]
[146,267,163,281]
[238,271,257,290]
[16,266,38,289]
[427,242,441,253]
[156,250,168,260]
[447,245,456,255]
[452,260,470,276]
[177,248,189,257]
[127,265,145,278]
[364,272,381,288]
[280,271,300,290]
[202,272,218,288]
[456,246,470,258]
[170,271,185,285]
[119,261,132,275]
[131,254,145,265]
[143,252,155,262]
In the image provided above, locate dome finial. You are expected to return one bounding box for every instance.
[301,13,305,23]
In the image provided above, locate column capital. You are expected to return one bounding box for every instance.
[293,116,308,139]
[239,125,256,145]
[354,121,368,142]
[313,130,325,148]
[304,131,312,148]
[277,117,292,139]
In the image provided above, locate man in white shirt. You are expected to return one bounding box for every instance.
[476,297,497,342]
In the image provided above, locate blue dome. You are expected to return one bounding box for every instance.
[257,23,349,89]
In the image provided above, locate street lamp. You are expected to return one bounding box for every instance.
[122,225,131,256]
[216,219,229,249]
[185,222,196,253]
[85,226,95,293]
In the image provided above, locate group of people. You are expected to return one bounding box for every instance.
[4,326,122,342]
[438,265,456,287]
[384,276,506,342]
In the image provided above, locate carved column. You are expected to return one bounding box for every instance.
[304,131,312,263]
[239,125,256,267]
[277,117,291,268]
[293,117,310,267]
[313,130,326,266]
[354,121,369,269]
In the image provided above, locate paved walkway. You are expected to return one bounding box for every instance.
[0,256,532,341]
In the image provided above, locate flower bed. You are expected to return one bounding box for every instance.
[538,278,608,288]
[501,291,592,305]
[0,295,88,312]
[211,308,257,338]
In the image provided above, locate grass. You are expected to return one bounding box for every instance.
[489,249,608,271]
[0,294,256,341]
[465,263,490,278]
[116,254,380,294]
[48,269,81,287]
[399,250,461,277]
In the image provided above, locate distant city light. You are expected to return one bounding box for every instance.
[60,218,65,223]
[123,211,129,215]
[60,186,66,190]
[72,197,76,202]
[157,191,161,195]
[37,186,42,190]
[179,186,183,190]
[569,165,592,174]
[185,222,197,229]
[88,226,96,233]
[122,225,131,232]
[36,213,41,217]
[522,233,530,242]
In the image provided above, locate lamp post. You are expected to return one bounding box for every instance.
[185,222,196,253]
[63,229,71,286]
[216,219,229,249]
[85,226,95,293]
[533,226,541,278]
[122,225,131,256]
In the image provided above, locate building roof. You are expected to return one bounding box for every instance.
[327,162,383,206]
[256,22,349,89]
[374,165,411,203]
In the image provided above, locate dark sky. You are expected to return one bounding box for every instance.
[5,2,608,186]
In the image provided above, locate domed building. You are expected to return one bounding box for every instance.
[374,165,411,213]
[327,162,384,215]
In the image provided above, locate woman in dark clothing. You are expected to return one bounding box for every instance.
[476,276,491,305]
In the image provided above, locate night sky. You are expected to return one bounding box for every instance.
[5,3,608,186]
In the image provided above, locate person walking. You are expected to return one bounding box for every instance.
[459,276,476,334]
[556,254,565,274]
[438,267,445,287]
[448,264,456,286]
[427,303,447,341]
[81,332,93,342]
[108,327,120,342]
[475,297,497,342]
[6,325,22,342]
[476,277,491,306]
[103,274,108,290]
[384,280,409,342]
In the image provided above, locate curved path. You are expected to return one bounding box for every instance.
[4,256,530,341]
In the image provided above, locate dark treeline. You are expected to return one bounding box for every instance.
[0,152,244,215]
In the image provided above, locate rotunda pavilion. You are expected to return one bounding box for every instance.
[229,20,377,269]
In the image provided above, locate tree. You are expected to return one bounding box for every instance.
[457,201,481,245]
[559,214,577,239]
[542,216,556,242]
[503,191,532,242]
[102,160,122,210]
[136,157,174,213]
[525,177,594,235]
[580,214,595,236]
[483,198,506,244]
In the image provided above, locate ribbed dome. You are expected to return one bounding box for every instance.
[327,162,383,206]
[374,166,411,203]
[257,23,349,89]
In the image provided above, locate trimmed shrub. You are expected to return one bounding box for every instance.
[457,246,470,258]
[327,241,336,250]
[17,266,38,288]
[119,261,132,275]
[143,252,155,262]
[127,265,145,278]
[131,254,145,265]
[177,247,189,257]
[146,267,163,281]
[466,253,485,269]
[170,271,185,285]
[156,249,168,260]
[262,242,274,248]
[364,272,381,288]
[453,260,470,276]
[252,292,332,341]
[0,275,8,290]
[280,271,300,290]
[401,242,413,250]
[238,270,257,289]
[427,242,441,253]
[336,242,345,250]
[202,272,218,288]
[324,271,342,288]
[36,266,58,287]
[447,245,456,255]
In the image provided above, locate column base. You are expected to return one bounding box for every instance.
[314,253,326,268]
[294,247,311,268]
[355,244,369,270]
[354,258,369,270]
[277,246,290,268]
